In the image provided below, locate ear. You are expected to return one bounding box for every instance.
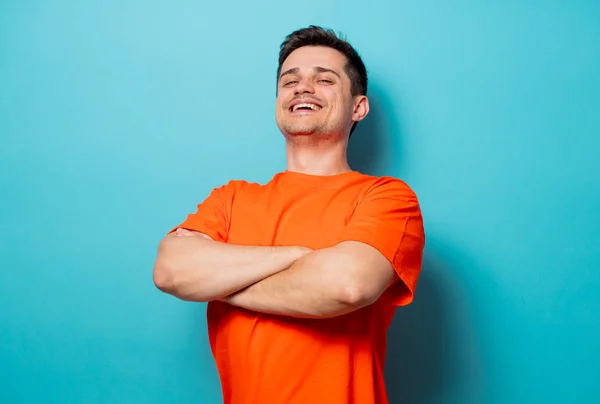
[351,95,369,123]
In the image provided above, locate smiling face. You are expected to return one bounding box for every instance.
[275,46,368,140]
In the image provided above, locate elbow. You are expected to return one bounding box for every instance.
[153,261,209,302]
[336,282,376,309]
[153,259,178,294]
[152,237,198,300]
[153,237,178,293]
[152,257,213,302]
[152,247,194,300]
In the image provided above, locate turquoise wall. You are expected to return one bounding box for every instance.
[1,1,599,403]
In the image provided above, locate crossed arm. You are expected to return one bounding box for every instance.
[153,228,397,318]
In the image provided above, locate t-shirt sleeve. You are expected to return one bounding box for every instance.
[169,182,234,243]
[337,177,425,306]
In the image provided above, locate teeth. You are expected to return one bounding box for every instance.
[292,103,321,112]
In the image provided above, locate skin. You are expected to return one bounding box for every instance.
[275,46,370,175]
[153,45,397,318]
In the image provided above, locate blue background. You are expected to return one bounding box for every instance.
[1,1,599,403]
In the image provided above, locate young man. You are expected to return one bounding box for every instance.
[153,25,425,404]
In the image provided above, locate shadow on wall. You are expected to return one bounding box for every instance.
[385,256,445,403]
[347,82,404,177]
[385,252,476,404]
[348,83,482,403]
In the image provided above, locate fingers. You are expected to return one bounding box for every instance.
[175,228,213,240]
[175,228,194,236]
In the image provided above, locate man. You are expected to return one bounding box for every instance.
[153,25,425,404]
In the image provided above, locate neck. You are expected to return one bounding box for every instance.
[285,136,351,176]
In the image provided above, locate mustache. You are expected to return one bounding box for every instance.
[286,95,326,107]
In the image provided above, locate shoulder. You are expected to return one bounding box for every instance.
[210,178,264,199]
[358,174,420,204]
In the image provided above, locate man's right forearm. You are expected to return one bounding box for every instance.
[153,233,309,302]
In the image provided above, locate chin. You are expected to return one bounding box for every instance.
[277,120,340,139]
[279,123,320,137]
[287,129,316,137]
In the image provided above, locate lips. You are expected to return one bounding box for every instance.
[288,98,323,113]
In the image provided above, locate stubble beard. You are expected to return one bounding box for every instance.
[283,124,343,148]
[281,120,329,137]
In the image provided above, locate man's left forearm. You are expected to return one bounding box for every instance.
[220,249,364,318]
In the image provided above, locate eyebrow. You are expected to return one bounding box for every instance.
[279,66,341,80]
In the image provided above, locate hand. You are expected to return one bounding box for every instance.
[175,228,212,239]
[175,228,194,237]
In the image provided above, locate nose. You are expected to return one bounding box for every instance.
[294,78,315,95]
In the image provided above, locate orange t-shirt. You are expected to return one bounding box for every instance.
[174,170,425,404]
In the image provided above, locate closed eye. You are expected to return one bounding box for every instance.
[318,79,333,84]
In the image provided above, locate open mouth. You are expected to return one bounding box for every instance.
[289,102,322,113]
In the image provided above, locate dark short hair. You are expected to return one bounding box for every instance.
[277,26,368,135]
